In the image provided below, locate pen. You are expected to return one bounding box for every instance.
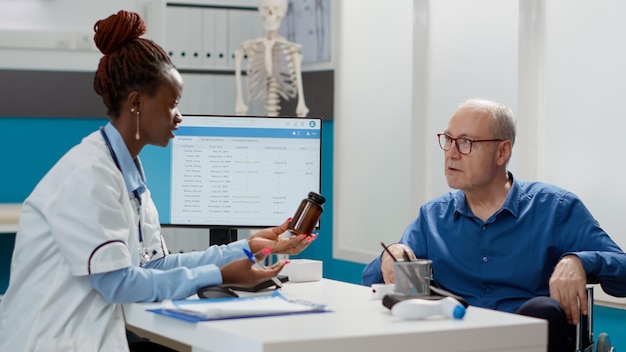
[243,248,284,289]
[402,249,412,262]
[380,242,424,294]
[380,242,398,262]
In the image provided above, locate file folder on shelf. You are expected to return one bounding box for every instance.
[148,291,330,322]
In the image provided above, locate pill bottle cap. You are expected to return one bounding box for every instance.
[308,192,326,205]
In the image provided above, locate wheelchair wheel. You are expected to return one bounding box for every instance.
[596,332,614,352]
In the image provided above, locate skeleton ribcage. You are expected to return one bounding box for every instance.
[244,41,299,103]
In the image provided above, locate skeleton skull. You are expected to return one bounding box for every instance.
[258,0,288,32]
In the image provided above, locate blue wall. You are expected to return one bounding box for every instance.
[594,305,626,349]
[0,117,108,203]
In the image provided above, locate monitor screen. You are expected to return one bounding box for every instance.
[142,115,322,229]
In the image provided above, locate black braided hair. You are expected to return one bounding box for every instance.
[93,10,175,117]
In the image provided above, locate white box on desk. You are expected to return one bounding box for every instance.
[280,259,322,282]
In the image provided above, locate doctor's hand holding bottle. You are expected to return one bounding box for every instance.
[247,218,318,256]
[220,218,317,288]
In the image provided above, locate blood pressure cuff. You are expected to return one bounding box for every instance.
[382,285,469,310]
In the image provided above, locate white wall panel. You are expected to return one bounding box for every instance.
[333,0,415,263]
[540,0,626,305]
[427,0,519,200]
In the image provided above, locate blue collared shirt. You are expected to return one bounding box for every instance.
[92,124,251,302]
[362,172,626,313]
[102,123,146,197]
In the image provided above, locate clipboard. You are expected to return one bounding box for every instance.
[148,291,330,322]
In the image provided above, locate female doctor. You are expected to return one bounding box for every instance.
[0,10,315,352]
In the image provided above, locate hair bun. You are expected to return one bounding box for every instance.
[93,10,147,55]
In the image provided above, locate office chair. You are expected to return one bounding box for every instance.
[576,284,616,352]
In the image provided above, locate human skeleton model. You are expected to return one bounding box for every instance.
[234,0,309,117]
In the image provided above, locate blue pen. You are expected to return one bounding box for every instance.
[243,248,284,289]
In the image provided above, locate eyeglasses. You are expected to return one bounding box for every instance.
[437,134,504,155]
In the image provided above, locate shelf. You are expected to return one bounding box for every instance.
[0,203,20,234]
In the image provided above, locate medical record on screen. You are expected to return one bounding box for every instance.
[162,115,322,228]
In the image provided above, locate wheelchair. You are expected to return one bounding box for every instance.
[576,285,616,352]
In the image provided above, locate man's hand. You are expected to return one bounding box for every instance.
[549,254,588,325]
[381,243,416,283]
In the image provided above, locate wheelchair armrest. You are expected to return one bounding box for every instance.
[575,284,595,352]
[587,276,599,285]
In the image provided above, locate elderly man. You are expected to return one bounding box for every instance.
[362,99,626,352]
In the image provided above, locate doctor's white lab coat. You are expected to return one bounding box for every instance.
[0,131,167,351]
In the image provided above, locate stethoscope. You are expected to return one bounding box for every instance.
[100,127,152,266]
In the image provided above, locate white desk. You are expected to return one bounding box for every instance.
[124,279,547,352]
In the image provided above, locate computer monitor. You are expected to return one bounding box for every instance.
[141,115,322,230]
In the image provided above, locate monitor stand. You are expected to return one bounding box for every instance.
[210,228,238,245]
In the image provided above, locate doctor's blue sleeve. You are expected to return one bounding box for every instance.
[90,264,222,303]
[147,239,249,270]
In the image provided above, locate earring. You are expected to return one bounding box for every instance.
[134,109,141,140]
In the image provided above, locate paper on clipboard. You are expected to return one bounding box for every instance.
[148,291,330,322]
